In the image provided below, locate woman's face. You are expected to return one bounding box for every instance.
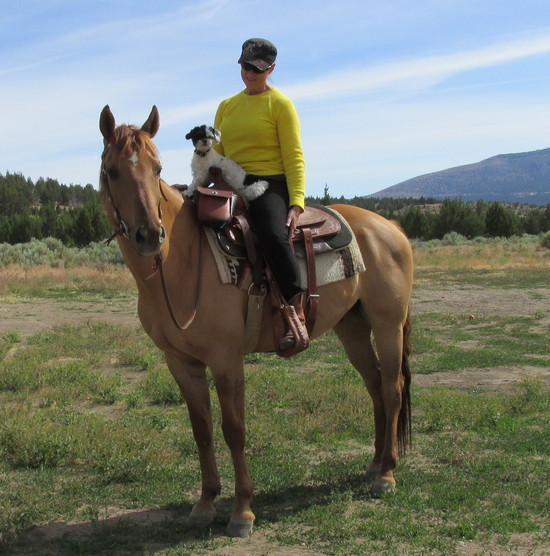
[240,63,275,94]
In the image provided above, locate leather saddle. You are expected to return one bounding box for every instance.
[189,167,352,354]
[218,205,344,260]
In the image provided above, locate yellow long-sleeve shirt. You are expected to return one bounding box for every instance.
[213,87,306,209]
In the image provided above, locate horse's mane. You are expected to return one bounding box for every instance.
[100,125,161,198]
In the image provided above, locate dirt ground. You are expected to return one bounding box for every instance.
[412,285,550,388]
[2,285,549,389]
[2,285,549,332]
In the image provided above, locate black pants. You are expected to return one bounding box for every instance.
[247,175,303,301]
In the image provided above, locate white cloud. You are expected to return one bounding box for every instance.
[283,31,550,102]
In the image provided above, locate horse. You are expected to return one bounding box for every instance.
[98,105,414,538]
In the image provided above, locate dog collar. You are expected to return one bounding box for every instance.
[194,148,210,157]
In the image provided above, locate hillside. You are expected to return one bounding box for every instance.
[370,148,550,205]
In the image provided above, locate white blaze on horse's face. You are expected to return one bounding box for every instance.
[129,151,139,166]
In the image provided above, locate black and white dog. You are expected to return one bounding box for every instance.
[184,125,268,202]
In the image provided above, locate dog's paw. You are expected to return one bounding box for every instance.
[243,180,269,201]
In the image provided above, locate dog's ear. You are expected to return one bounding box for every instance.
[212,128,221,143]
[185,126,198,140]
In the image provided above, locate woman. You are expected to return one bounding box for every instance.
[214,38,308,351]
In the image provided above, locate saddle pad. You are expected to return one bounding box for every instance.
[204,213,366,290]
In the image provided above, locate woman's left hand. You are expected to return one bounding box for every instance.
[286,205,304,237]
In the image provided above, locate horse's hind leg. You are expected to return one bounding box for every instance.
[368,319,407,495]
[334,306,404,495]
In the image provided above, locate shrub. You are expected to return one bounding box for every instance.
[440,231,468,246]
[0,238,124,267]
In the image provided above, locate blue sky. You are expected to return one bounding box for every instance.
[1,0,550,198]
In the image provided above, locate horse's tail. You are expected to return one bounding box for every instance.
[398,307,412,456]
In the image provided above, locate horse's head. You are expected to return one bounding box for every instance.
[99,105,167,256]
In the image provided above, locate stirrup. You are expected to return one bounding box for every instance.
[276,304,309,357]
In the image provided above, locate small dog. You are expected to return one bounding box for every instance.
[184,125,268,202]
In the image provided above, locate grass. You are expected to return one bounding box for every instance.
[415,267,550,288]
[0,238,549,554]
[412,312,549,374]
[1,323,548,554]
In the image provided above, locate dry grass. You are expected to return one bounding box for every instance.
[0,264,135,298]
[413,239,550,270]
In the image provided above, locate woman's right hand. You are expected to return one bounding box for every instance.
[286,205,303,237]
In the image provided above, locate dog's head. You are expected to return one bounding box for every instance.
[185,125,221,153]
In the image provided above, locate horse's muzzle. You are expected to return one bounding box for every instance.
[133,224,166,256]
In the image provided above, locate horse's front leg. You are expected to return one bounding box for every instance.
[211,357,255,537]
[165,353,220,529]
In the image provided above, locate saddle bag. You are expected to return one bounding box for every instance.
[195,186,237,228]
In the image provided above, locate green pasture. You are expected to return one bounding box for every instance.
[0,246,549,555]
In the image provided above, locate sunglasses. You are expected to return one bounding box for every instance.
[241,62,271,74]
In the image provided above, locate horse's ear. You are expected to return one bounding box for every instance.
[100,105,116,143]
[142,105,160,138]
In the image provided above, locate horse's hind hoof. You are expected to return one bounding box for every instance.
[226,518,254,538]
[371,478,396,497]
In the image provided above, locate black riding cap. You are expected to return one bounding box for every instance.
[238,38,277,71]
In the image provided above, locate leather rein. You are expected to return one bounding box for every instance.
[148,235,203,331]
[101,154,202,330]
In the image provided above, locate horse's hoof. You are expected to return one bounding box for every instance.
[226,518,254,538]
[186,511,215,530]
[371,478,396,497]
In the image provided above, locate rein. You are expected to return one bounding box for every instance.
[101,151,202,330]
[148,229,203,330]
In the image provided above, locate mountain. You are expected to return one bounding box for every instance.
[369,148,550,205]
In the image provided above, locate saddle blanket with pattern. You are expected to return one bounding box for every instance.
[204,215,366,290]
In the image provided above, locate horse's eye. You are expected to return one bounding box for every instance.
[155,166,162,177]
[106,168,119,179]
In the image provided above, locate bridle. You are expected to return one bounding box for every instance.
[100,148,166,244]
[101,147,202,330]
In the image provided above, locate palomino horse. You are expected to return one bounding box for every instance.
[99,105,414,537]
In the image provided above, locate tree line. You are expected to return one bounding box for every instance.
[1,172,549,246]
[308,186,550,240]
[0,172,111,246]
